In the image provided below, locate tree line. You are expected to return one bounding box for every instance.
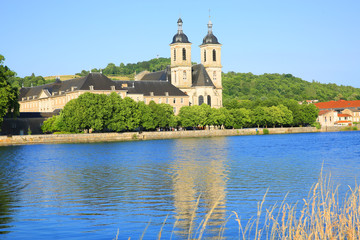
[42,92,319,134]
[0,55,19,129]
[76,57,172,77]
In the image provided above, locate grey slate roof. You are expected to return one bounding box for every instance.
[139,66,171,81]
[171,33,190,44]
[19,73,121,100]
[191,64,215,87]
[201,33,220,45]
[115,81,187,97]
[140,64,215,88]
[19,72,188,101]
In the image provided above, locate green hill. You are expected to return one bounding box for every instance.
[222,72,360,102]
[8,57,360,102]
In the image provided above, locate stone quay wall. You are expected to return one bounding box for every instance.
[0,126,352,146]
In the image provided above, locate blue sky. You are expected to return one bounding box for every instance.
[2,0,360,87]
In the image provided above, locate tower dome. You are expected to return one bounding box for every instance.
[171,18,190,44]
[201,20,220,45]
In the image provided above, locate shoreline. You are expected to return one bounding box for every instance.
[0,126,354,146]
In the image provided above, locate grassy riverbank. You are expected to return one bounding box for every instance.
[122,172,360,239]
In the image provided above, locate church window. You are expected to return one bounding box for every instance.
[181,98,183,103]
[173,98,176,104]
[174,71,177,84]
[204,50,206,62]
[213,71,217,81]
[182,48,186,60]
[213,49,216,61]
[207,95,211,106]
[173,107,176,113]
[199,95,204,105]
[166,98,169,104]
[183,71,187,81]
[174,49,176,61]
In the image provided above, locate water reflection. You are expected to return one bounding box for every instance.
[170,138,228,238]
[0,149,24,234]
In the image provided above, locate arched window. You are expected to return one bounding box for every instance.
[207,95,211,106]
[183,70,187,81]
[213,71,217,81]
[212,49,216,61]
[174,49,176,61]
[204,50,206,62]
[182,48,186,61]
[174,71,177,84]
[198,95,204,105]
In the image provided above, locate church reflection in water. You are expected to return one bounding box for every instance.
[170,138,228,238]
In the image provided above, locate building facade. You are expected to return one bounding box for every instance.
[138,18,223,108]
[315,100,360,126]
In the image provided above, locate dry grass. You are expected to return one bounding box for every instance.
[108,76,131,81]
[44,75,80,81]
[123,172,360,239]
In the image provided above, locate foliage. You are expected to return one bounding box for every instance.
[263,128,269,135]
[149,101,175,128]
[41,115,62,133]
[311,122,321,129]
[227,108,251,129]
[0,55,19,129]
[76,58,172,77]
[223,72,360,102]
[7,73,54,88]
[42,93,175,133]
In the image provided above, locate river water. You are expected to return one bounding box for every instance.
[0,131,359,239]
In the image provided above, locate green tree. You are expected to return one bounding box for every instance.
[302,104,319,126]
[228,108,252,129]
[252,106,270,128]
[0,55,19,129]
[179,106,199,128]
[277,104,293,127]
[41,115,62,133]
[149,101,174,128]
[282,99,304,126]
[59,93,110,132]
[138,101,156,130]
[208,107,229,127]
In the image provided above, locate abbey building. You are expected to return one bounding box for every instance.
[18,18,223,114]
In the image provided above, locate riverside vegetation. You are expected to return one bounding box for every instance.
[3,56,360,132]
[41,92,319,134]
[120,172,360,240]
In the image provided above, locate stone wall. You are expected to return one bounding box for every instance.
[0,126,352,146]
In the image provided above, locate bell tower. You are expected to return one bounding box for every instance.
[170,18,192,88]
[199,19,222,89]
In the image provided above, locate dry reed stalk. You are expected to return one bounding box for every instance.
[188,195,201,240]
[123,171,360,239]
[169,218,180,240]
[197,197,221,240]
[140,220,151,240]
[157,214,169,240]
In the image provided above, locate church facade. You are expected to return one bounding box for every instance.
[138,18,223,108]
[18,18,223,114]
